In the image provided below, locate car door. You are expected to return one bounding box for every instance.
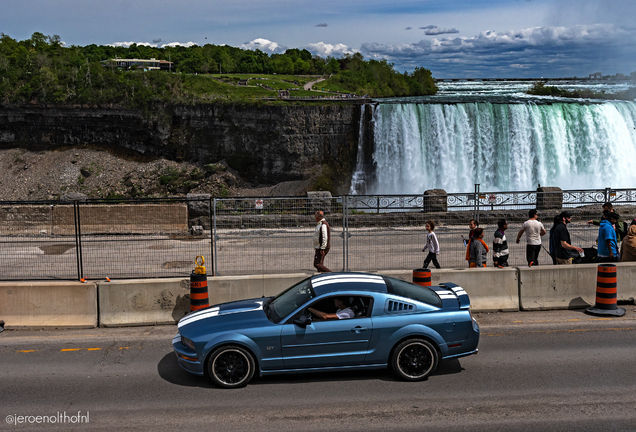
[280,298,372,369]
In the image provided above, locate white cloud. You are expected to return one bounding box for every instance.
[360,24,636,76]
[304,41,355,57]
[108,41,197,48]
[241,38,287,54]
[160,41,198,48]
[423,27,459,36]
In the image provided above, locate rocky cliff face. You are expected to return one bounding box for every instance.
[0,103,363,195]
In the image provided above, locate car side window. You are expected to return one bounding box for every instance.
[383,276,443,307]
[307,296,372,320]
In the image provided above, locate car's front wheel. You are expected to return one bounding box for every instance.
[391,339,438,381]
[208,345,255,388]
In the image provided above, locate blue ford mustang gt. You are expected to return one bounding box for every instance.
[173,272,479,388]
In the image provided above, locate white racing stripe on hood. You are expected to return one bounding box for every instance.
[178,307,220,329]
[178,302,264,329]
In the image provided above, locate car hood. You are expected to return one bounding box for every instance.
[177,298,267,330]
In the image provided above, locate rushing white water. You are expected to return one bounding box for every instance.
[350,104,366,194]
[354,100,636,194]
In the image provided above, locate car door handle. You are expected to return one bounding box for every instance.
[351,326,368,333]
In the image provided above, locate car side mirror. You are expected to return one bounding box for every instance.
[293,313,311,327]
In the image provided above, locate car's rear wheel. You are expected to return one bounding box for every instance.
[391,338,438,381]
[208,345,255,388]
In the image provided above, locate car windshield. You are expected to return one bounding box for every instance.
[267,277,315,323]
[383,276,443,308]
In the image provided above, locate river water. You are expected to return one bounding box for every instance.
[351,80,636,194]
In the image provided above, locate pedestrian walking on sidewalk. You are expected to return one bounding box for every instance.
[597,211,620,263]
[464,219,479,265]
[469,228,488,268]
[493,219,509,268]
[422,220,441,269]
[587,202,628,243]
[620,224,636,262]
[312,211,331,272]
[552,211,583,265]
[516,209,546,266]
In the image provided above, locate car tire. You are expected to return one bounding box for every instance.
[208,345,255,388]
[391,338,438,381]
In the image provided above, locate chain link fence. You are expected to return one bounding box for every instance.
[1,187,635,280]
[0,197,212,281]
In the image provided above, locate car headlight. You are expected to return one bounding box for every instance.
[181,336,196,351]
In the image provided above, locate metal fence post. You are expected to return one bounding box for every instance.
[213,197,219,276]
[342,194,349,271]
[604,187,611,203]
[473,184,480,222]
[73,201,84,281]
[208,196,215,276]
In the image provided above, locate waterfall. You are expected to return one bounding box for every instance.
[350,104,367,194]
[352,101,636,194]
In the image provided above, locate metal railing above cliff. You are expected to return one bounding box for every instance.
[1,186,634,281]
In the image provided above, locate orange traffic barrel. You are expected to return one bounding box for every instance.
[413,268,432,287]
[190,272,210,312]
[585,263,625,317]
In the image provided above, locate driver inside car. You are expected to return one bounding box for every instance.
[308,297,355,320]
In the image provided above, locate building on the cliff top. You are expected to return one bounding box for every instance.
[101,58,173,71]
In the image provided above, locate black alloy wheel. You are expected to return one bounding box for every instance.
[391,338,438,381]
[208,345,255,388]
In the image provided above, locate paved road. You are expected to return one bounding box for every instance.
[1,309,635,431]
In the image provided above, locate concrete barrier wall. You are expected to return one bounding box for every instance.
[616,263,636,302]
[519,262,636,310]
[98,278,191,327]
[4,264,635,328]
[380,268,520,312]
[97,273,310,327]
[0,281,97,328]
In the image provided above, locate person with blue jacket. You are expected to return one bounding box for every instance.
[597,211,620,262]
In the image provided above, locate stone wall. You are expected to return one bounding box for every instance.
[0,103,363,193]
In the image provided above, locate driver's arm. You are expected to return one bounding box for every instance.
[308,307,338,320]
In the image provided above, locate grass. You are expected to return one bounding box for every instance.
[181,74,339,102]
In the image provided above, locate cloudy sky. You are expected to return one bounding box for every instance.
[2,0,636,78]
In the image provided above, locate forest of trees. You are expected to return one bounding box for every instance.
[0,32,437,106]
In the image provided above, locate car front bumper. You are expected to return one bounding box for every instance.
[172,333,205,376]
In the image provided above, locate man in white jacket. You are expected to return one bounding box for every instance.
[312,211,331,272]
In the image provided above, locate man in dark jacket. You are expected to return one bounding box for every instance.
[553,211,584,265]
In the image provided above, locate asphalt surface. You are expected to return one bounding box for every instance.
[1,308,636,431]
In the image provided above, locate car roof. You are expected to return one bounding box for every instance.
[310,272,388,296]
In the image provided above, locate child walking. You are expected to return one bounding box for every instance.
[422,220,441,269]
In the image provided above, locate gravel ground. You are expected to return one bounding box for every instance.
[0,148,311,201]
